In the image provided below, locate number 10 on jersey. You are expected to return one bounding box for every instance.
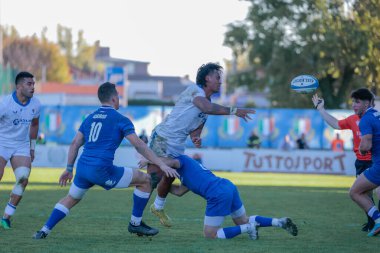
[89,122,102,142]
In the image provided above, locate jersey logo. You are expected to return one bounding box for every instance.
[13,118,32,126]
[105,179,116,186]
[198,112,206,119]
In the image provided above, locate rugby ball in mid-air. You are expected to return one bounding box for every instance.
[290,75,319,94]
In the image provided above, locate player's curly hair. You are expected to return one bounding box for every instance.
[351,88,375,103]
[196,62,223,87]
[98,82,118,103]
[15,71,34,85]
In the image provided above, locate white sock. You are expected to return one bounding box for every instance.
[154,196,166,210]
[216,228,226,239]
[130,215,142,226]
[249,215,257,224]
[41,225,51,234]
[4,202,16,217]
[240,224,251,233]
[272,218,280,227]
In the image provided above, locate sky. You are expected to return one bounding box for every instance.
[0,0,249,81]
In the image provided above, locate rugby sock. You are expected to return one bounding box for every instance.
[153,196,166,210]
[44,203,69,231]
[130,189,150,226]
[249,215,273,227]
[368,206,380,222]
[4,202,16,217]
[217,225,248,239]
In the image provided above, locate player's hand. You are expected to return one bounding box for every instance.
[59,170,73,187]
[139,157,150,168]
[159,164,180,178]
[30,149,35,162]
[236,108,256,122]
[312,94,324,110]
[191,136,202,148]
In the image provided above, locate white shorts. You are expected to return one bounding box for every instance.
[0,142,30,161]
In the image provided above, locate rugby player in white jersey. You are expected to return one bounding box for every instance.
[148,63,256,227]
[0,71,40,229]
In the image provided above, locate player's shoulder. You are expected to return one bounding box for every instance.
[0,93,13,104]
[345,114,359,125]
[183,84,204,96]
[29,96,41,107]
[346,114,359,121]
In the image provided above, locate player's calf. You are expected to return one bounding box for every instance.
[2,166,31,227]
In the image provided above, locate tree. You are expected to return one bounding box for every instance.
[224,0,380,108]
[57,24,104,77]
[2,25,71,83]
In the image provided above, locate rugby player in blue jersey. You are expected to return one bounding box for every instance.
[140,155,298,239]
[349,88,380,237]
[33,82,179,239]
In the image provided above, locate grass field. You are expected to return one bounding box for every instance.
[0,168,378,253]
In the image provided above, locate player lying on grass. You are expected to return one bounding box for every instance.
[140,155,298,239]
[32,82,179,239]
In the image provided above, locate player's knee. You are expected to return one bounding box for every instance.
[12,166,31,196]
[68,184,88,200]
[141,173,152,192]
[203,228,217,239]
[349,185,362,201]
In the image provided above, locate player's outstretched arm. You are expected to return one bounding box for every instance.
[170,184,189,197]
[60,132,85,186]
[193,96,255,121]
[312,94,340,129]
[127,133,179,178]
[139,156,180,170]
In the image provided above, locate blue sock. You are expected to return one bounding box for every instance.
[45,203,69,230]
[251,215,273,227]
[131,189,150,223]
[368,206,380,222]
[217,226,242,239]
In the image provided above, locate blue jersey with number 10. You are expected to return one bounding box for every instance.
[78,106,135,166]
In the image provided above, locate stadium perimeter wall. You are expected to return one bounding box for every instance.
[38,105,355,150]
[33,145,356,176]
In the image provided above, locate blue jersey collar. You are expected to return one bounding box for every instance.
[12,91,31,107]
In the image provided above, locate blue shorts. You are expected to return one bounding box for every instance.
[74,161,124,190]
[355,159,372,176]
[205,179,243,217]
[364,163,380,186]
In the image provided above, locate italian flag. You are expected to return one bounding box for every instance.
[259,117,274,136]
[223,117,240,135]
[294,118,310,135]
[45,113,61,132]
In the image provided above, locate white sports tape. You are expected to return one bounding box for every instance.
[12,166,31,196]
[30,139,36,150]
[68,183,88,199]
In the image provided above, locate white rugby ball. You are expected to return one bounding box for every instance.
[290,75,319,93]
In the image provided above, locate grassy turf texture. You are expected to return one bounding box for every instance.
[0,168,378,253]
